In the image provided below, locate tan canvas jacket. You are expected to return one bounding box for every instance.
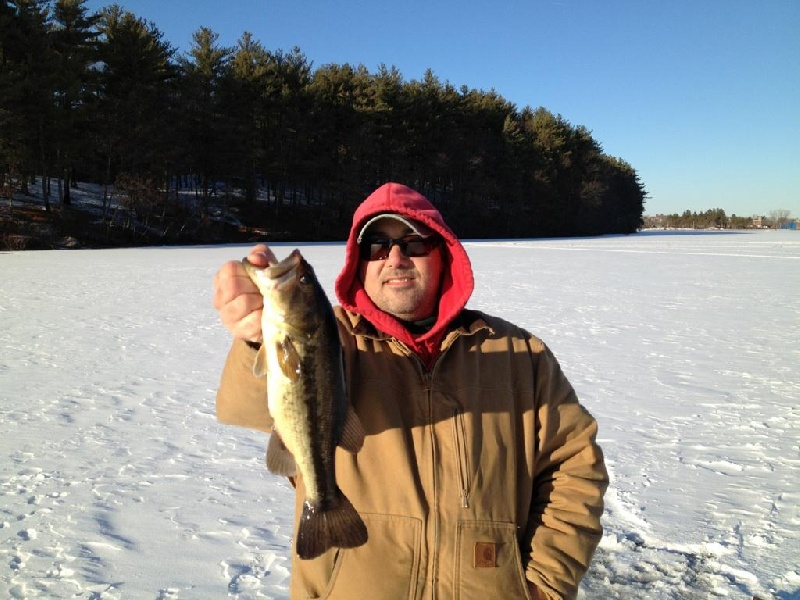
[216,307,608,600]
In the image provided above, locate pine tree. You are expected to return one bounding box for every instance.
[50,0,99,205]
[0,0,55,205]
[94,6,176,191]
[179,26,232,214]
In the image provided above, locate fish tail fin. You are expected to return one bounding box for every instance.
[325,490,368,549]
[295,490,368,560]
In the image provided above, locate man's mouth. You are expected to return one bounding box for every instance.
[384,276,414,285]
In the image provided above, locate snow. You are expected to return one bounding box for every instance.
[1,230,798,599]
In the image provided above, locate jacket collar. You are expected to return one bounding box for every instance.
[340,308,493,353]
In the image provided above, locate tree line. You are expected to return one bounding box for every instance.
[1,0,646,243]
[648,209,751,230]
[644,209,794,230]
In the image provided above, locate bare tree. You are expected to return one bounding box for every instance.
[769,209,791,228]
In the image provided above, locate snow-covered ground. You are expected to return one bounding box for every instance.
[1,230,798,599]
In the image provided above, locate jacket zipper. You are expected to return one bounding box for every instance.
[452,407,471,509]
[418,343,472,510]
[402,338,468,600]
[421,368,440,600]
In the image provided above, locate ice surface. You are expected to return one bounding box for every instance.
[1,230,797,599]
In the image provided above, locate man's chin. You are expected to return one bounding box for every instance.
[380,303,420,322]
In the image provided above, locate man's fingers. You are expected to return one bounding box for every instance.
[247,244,277,267]
[212,243,275,341]
[213,260,244,289]
[213,261,255,308]
[230,309,264,342]
[218,290,263,322]
[216,291,263,340]
[213,274,255,311]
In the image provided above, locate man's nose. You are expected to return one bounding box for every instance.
[385,243,412,267]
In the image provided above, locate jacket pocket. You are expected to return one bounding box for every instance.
[323,513,422,600]
[452,407,472,508]
[454,521,530,600]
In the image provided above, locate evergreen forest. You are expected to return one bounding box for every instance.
[1,0,647,246]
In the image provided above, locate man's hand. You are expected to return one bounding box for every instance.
[212,244,276,342]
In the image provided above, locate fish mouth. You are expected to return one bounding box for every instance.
[244,249,302,290]
[264,250,302,288]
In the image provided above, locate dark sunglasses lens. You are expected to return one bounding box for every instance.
[402,240,430,257]
[360,236,440,261]
[369,241,391,260]
[357,239,388,260]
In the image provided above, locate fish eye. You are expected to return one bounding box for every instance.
[299,274,311,285]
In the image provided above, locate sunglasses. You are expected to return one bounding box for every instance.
[359,234,442,261]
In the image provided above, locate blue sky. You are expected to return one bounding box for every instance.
[84,0,799,218]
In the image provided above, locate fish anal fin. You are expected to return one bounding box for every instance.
[266,431,298,476]
[338,405,365,454]
[277,338,301,381]
[295,491,368,560]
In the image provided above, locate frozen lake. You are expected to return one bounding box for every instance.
[1,229,798,599]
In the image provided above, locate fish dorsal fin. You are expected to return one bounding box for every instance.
[266,431,298,476]
[253,344,269,378]
[338,405,365,453]
[277,337,301,381]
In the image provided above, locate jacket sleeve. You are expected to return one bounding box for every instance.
[215,339,273,432]
[524,341,609,600]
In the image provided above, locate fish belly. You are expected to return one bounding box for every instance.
[263,326,326,500]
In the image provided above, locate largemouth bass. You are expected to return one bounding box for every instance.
[242,249,367,560]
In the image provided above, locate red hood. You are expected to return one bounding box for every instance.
[334,182,474,366]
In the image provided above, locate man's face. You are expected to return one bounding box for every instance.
[357,218,444,322]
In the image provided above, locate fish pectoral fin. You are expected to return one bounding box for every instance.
[277,338,302,381]
[253,345,269,378]
[266,431,298,476]
[338,405,366,453]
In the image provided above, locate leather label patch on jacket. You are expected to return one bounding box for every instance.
[474,542,497,568]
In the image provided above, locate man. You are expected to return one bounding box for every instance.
[213,182,608,599]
